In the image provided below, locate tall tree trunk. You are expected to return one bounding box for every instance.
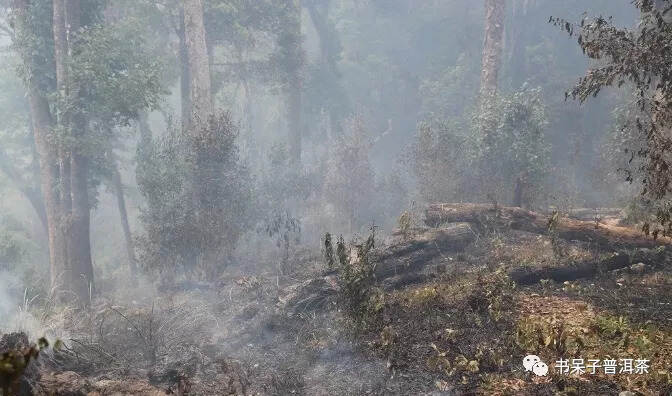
[235,46,257,158]
[182,0,212,132]
[178,7,191,134]
[31,93,66,293]
[305,0,343,135]
[182,0,214,270]
[508,0,526,90]
[53,0,94,303]
[479,0,507,204]
[286,0,303,164]
[479,0,505,103]
[12,0,67,292]
[53,0,73,294]
[111,162,137,275]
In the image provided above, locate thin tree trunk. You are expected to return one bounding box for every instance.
[287,0,302,164]
[178,7,191,134]
[182,0,215,271]
[111,162,137,275]
[235,46,257,159]
[138,111,152,147]
[479,0,505,102]
[53,0,73,295]
[479,0,507,204]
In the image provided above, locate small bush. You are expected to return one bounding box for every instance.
[136,112,252,279]
[323,228,382,329]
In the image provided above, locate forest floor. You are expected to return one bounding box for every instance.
[3,205,672,395]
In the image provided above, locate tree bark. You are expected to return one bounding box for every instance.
[305,0,344,135]
[479,0,505,102]
[53,0,74,298]
[178,7,191,134]
[110,162,137,275]
[425,203,672,249]
[375,223,477,280]
[182,0,212,133]
[12,0,67,292]
[508,0,527,90]
[53,0,94,303]
[286,0,303,164]
[509,247,668,285]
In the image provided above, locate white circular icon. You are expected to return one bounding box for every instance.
[523,355,541,371]
[532,361,549,376]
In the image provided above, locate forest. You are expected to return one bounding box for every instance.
[1,0,672,395]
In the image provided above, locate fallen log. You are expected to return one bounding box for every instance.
[509,247,670,285]
[425,203,671,249]
[561,207,623,222]
[375,223,477,280]
[280,224,477,313]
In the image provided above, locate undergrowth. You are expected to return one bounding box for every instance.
[324,227,383,330]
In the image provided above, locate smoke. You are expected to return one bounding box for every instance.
[0,270,50,341]
[0,271,27,330]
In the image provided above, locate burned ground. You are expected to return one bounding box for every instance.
[3,204,672,395]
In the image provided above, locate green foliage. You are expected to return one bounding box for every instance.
[136,113,252,279]
[0,216,38,272]
[547,210,566,257]
[323,228,382,329]
[0,230,24,271]
[397,211,412,240]
[412,87,550,207]
[71,19,166,127]
[323,232,335,270]
[554,1,672,233]
[476,87,551,207]
[11,0,57,96]
[593,315,630,340]
[411,119,476,203]
[515,317,582,358]
[472,270,517,325]
[323,116,375,230]
[262,210,301,275]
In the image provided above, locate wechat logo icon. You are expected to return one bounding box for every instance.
[523,355,549,376]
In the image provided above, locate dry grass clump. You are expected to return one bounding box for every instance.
[42,295,217,380]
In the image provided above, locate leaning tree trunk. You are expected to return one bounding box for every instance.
[110,162,137,275]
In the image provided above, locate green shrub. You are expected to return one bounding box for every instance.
[324,228,382,329]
